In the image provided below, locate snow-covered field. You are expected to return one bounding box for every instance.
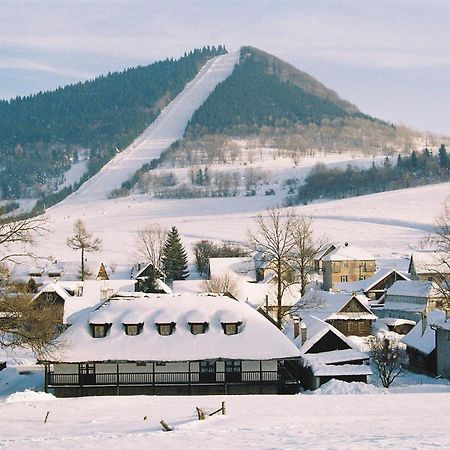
[27,180,449,277]
[1,386,450,449]
[3,47,450,450]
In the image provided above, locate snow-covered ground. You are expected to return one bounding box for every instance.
[1,386,450,449]
[25,181,448,279]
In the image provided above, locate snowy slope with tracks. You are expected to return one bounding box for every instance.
[64,51,239,204]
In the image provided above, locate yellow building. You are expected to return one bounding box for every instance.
[322,243,376,291]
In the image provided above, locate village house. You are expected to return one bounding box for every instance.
[334,268,410,301]
[322,243,376,291]
[377,280,444,323]
[313,243,336,272]
[40,293,301,397]
[291,315,371,390]
[435,311,450,380]
[294,290,377,337]
[408,252,450,282]
[401,310,447,375]
[32,279,136,325]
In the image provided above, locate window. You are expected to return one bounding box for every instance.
[190,322,208,335]
[359,275,365,281]
[124,323,143,336]
[348,322,354,332]
[340,275,348,282]
[225,360,241,382]
[157,323,175,336]
[222,322,241,335]
[358,322,365,332]
[136,362,147,367]
[91,324,109,338]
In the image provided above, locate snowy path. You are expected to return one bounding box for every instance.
[63,51,239,204]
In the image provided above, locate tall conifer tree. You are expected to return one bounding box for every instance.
[162,226,189,280]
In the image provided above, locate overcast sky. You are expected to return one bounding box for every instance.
[1,0,450,135]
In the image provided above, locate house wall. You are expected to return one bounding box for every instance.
[436,328,450,380]
[323,259,376,290]
[375,307,421,323]
[327,319,372,337]
[406,348,436,375]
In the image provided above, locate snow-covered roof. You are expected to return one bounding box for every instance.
[379,317,416,327]
[59,279,136,324]
[293,290,375,321]
[45,293,300,363]
[322,243,375,262]
[309,363,372,377]
[294,315,358,355]
[33,283,72,302]
[410,252,450,274]
[335,268,410,294]
[401,310,446,354]
[314,243,336,261]
[208,257,254,278]
[386,280,440,298]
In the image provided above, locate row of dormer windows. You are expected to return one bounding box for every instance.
[90,321,241,338]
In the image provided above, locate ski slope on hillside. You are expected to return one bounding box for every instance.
[64,51,239,204]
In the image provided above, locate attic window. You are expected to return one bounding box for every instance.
[189,322,208,335]
[91,323,110,338]
[124,323,143,336]
[157,322,175,336]
[221,322,242,335]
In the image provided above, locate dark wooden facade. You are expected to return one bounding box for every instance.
[326,297,374,337]
[44,359,300,397]
[33,291,65,324]
[406,347,437,376]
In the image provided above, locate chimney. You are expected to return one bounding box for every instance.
[300,322,307,346]
[421,311,428,336]
[293,316,300,339]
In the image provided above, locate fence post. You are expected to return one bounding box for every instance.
[222,401,226,415]
[44,364,49,393]
[160,419,172,432]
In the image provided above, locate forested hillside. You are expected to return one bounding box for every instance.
[0,46,226,201]
[186,46,376,136]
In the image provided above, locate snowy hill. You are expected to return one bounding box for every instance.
[64,52,239,203]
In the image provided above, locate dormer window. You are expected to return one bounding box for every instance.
[222,322,242,335]
[189,322,208,335]
[157,322,175,336]
[124,323,143,336]
[91,323,111,338]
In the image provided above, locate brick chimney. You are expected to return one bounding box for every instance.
[300,322,307,346]
[293,316,300,339]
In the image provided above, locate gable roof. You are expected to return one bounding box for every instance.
[322,243,375,262]
[294,290,376,321]
[294,315,358,354]
[401,310,446,354]
[335,268,410,294]
[135,262,164,280]
[386,280,440,298]
[32,282,72,302]
[44,293,300,363]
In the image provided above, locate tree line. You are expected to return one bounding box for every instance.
[290,145,450,205]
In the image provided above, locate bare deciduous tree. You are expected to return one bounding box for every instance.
[0,293,61,358]
[0,214,47,263]
[369,334,407,388]
[249,208,297,328]
[135,224,169,269]
[67,219,102,281]
[424,198,450,307]
[249,208,323,328]
[203,274,240,299]
[291,216,325,297]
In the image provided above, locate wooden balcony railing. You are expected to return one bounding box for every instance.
[48,370,282,386]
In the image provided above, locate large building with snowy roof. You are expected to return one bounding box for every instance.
[322,243,376,291]
[41,293,301,396]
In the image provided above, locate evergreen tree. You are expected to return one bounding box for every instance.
[162,226,189,280]
[439,144,449,169]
